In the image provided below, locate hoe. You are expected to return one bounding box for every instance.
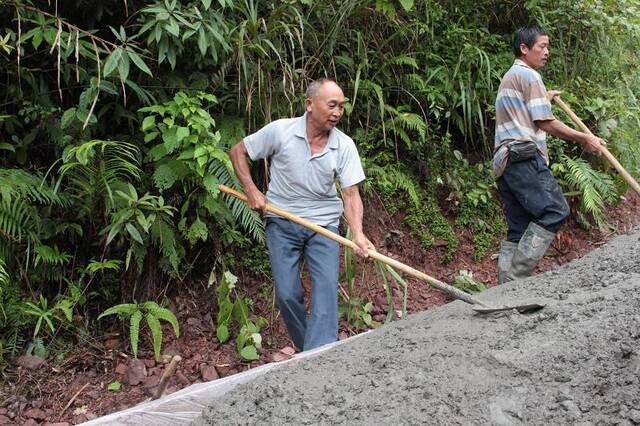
[219,184,544,315]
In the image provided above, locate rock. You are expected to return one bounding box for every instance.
[164,385,178,395]
[115,363,128,375]
[104,338,120,350]
[23,419,39,426]
[24,408,47,419]
[125,359,147,386]
[270,352,291,363]
[0,415,10,423]
[560,400,581,418]
[143,375,160,388]
[373,314,387,322]
[16,355,46,370]
[44,423,71,426]
[628,409,640,424]
[200,365,219,381]
[0,408,6,415]
[142,358,156,368]
[338,331,348,340]
[163,343,181,357]
[280,346,296,356]
[176,371,190,386]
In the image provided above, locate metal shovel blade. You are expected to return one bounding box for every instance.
[472,303,545,315]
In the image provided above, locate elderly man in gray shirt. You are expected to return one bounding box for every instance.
[229,78,375,351]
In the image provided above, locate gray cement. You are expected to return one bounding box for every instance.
[194,229,640,425]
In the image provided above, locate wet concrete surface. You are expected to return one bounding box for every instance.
[194,228,640,425]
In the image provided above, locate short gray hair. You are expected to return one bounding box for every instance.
[305,78,336,98]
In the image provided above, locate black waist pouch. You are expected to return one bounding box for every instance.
[507,141,538,163]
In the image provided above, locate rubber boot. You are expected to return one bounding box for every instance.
[505,222,555,281]
[497,240,518,284]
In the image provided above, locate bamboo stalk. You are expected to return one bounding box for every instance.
[553,97,640,196]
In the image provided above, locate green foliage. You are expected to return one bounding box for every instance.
[339,299,378,330]
[98,301,180,360]
[557,155,619,229]
[1,0,639,361]
[140,91,263,244]
[453,270,486,294]
[215,271,266,360]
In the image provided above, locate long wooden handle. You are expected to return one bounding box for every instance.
[553,97,640,196]
[219,184,489,307]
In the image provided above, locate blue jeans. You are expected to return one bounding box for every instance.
[497,155,570,242]
[265,217,340,351]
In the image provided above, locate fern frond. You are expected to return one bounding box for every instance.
[562,155,618,228]
[129,309,143,358]
[150,217,183,273]
[210,160,264,243]
[0,198,40,243]
[34,244,71,267]
[0,258,9,293]
[143,301,180,338]
[145,313,163,360]
[0,169,66,206]
[97,303,139,319]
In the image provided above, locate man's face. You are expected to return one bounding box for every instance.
[520,34,549,69]
[306,82,345,132]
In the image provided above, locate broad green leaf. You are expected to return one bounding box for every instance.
[103,48,123,77]
[201,0,212,9]
[176,126,189,142]
[239,345,259,361]
[216,323,229,343]
[128,49,153,76]
[118,50,131,81]
[399,0,414,11]
[142,115,156,131]
[61,108,77,129]
[202,175,219,196]
[126,223,144,244]
[107,381,122,391]
[0,143,15,152]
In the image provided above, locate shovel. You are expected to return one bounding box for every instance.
[219,184,544,315]
[553,96,640,196]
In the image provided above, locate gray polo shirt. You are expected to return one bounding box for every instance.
[243,113,365,227]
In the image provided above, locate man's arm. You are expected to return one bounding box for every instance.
[229,141,267,213]
[535,119,604,155]
[342,185,375,257]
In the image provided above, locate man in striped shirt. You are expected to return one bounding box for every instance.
[493,25,604,284]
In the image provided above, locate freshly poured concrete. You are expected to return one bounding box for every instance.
[195,229,640,425]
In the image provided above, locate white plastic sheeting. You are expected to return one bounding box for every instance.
[81,331,370,425]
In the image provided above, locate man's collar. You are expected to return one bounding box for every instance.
[295,113,339,149]
[514,58,532,69]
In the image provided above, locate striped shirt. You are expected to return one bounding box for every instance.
[492,59,554,177]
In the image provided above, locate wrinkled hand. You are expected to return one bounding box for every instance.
[352,233,376,258]
[547,90,562,101]
[247,188,267,214]
[583,134,606,155]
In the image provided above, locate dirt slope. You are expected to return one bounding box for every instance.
[194,228,640,425]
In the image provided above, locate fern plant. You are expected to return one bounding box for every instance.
[98,301,180,360]
[560,155,618,229]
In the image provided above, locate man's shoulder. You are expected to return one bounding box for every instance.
[331,127,359,153]
[503,62,543,84]
[263,116,301,131]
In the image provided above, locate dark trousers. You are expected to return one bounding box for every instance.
[497,155,570,243]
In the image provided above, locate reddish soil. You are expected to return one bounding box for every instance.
[1,191,639,425]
